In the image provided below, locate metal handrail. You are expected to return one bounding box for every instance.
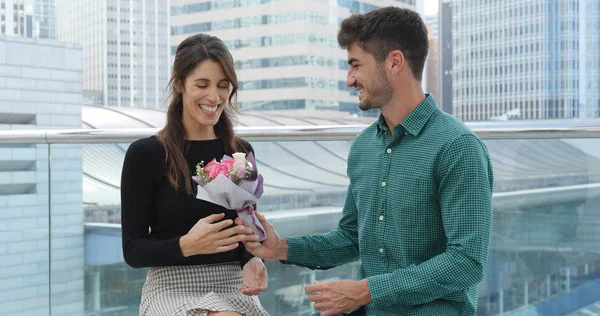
[0,120,600,143]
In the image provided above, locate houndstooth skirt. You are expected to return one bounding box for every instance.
[139,262,270,316]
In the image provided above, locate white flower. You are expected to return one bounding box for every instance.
[232,152,246,162]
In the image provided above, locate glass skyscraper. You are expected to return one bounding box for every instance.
[55,0,170,108]
[0,0,54,39]
[450,0,600,121]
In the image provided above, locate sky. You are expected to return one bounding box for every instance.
[424,0,439,15]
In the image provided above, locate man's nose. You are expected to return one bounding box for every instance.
[346,72,356,88]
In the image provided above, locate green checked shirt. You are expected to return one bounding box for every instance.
[284,95,494,315]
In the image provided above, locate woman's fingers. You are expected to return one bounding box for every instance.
[215,242,239,253]
[210,218,234,232]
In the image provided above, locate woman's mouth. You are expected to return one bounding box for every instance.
[198,104,218,116]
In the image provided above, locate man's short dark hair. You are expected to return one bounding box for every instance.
[338,6,429,81]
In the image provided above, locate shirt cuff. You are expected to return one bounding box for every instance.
[280,237,311,266]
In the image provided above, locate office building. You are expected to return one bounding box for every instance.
[424,14,440,104]
[438,0,453,115]
[450,0,600,121]
[1,0,55,39]
[55,0,170,107]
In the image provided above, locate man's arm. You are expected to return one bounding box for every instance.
[367,134,494,307]
[282,185,360,269]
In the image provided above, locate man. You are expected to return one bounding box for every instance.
[237,6,494,316]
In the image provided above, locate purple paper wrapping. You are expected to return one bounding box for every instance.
[192,152,266,241]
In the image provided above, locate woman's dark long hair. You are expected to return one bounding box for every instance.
[157,34,241,196]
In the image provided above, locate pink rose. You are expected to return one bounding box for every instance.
[207,161,232,179]
[203,159,218,173]
[222,158,235,168]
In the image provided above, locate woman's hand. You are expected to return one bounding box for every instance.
[179,213,258,257]
[240,257,268,295]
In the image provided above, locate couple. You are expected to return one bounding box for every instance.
[120,6,494,316]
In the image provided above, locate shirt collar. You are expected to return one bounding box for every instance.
[376,94,438,137]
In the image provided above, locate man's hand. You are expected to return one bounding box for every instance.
[240,257,268,296]
[235,211,288,260]
[305,279,372,316]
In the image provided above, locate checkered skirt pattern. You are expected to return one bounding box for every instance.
[140,262,270,316]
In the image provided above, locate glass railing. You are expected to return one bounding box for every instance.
[1,121,600,316]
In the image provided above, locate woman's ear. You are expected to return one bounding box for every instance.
[174,79,183,93]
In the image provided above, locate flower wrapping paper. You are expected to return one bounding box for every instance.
[193,152,266,241]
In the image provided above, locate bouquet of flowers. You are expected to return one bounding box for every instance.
[192,152,266,241]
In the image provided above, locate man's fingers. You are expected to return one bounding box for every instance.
[245,234,260,242]
[244,241,261,250]
[305,282,326,294]
[320,309,340,316]
[312,301,328,311]
[254,211,271,228]
[240,286,258,296]
[308,293,325,302]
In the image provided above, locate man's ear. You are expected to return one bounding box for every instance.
[389,50,405,73]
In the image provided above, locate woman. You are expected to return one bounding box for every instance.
[120,33,269,316]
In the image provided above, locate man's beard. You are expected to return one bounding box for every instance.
[358,68,392,111]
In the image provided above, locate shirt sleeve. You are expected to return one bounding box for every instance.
[120,138,186,268]
[367,134,494,307]
[282,185,360,269]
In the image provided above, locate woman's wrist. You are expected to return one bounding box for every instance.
[179,234,192,257]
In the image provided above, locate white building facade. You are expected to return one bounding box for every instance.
[0,36,84,315]
[55,0,170,108]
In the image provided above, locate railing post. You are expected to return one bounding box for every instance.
[499,289,504,314]
[566,268,570,292]
[93,269,101,311]
[546,275,551,298]
[524,281,528,307]
[585,263,589,275]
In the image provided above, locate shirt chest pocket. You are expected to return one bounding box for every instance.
[387,175,437,225]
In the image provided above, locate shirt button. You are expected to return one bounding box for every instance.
[386,148,392,154]
[379,215,384,221]
[381,181,386,187]
[404,131,408,135]
[379,248,384,253]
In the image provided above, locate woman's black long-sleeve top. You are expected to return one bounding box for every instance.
[120,136,254,269]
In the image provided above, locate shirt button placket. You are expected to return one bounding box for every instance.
[378,145,391,258]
